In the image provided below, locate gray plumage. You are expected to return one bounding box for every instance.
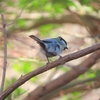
[29,35,68,63]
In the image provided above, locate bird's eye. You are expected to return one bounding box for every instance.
[58,36,62,40]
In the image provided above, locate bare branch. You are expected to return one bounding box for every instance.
[24,50,100,100]
[0,43,100,99]
[6,9,23,26]
[48,80,100,100]
[41,75,100,100]
[0,14,7,94]
[9,14,100,38]
[6,1,32,26]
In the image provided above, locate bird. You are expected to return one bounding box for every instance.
[29,35,68,63]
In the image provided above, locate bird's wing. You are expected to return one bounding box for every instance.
[43,40,57,55]
[29,35,45,49]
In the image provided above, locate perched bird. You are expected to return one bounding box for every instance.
[29,35,68,63]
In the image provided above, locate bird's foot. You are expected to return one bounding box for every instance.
[59,55,62,59]
[46,61,50,65]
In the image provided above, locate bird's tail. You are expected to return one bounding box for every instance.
[29,35,42,43]
[29,35,45,49]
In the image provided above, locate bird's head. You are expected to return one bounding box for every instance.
[58,36,68,50]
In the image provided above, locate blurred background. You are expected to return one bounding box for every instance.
[0,0,100,100]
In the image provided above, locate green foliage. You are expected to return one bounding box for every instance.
[52,0,77,8]
[1,0,98,33]
[79,0,92,5]
[58,65,70,72]
[5,0,15,6]
[13,61,32,73]
[39,24,60,37]
[17,0,94,13]
[35,60,45,66]
[61,92,81,100]
[61,95,69,100]
[44,3,64,13]
[12,60,39,83]
[71,91,81,100]
[17,19,26,28]
[18,0,49,12]
[2,0,99,14]
[78,69,96,79]
[95,69,100,76]
[73,91,80,97]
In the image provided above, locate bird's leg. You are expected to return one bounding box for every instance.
[58,55,62,59]
[58,55,63,65]
[46,56,50,64]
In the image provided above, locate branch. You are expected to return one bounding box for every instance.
[24,50,100,100]
[6,1,32,26]
[0,14,7,94]
[47,79,100,100]
[9,14,100,35]
[31,15,100,30]
[41,75,100,100]
[0,43,100,99]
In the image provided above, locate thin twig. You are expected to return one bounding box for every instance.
[9,34,33,47]
[0,14,7,93]
[6,1,32,26]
